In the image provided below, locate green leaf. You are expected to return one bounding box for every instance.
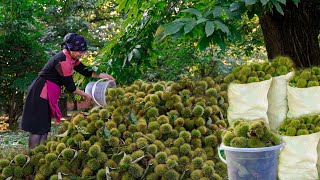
[132,49,141,59]
[212,6,223,16]
[102,127,111,140]
[184,21,197,33]
[128,113,138,124]
[154,26,167,42]
[245,0,257,6]
[127,51,133,62]
[155,1,167,9]
[205,21,215,37]
[196,17,208,24]
[247,10,255,19]
[117,0,127,11]
[172,28,185,41]
[292,0,300,6]
[260,0,269,5]
[164,22,185,36]
[214,20,230,35]
[120,164,130,171]
[277,0,286,4]
[112,151,125,163]
[203,10,213,18]
[133,5,138,17]
[207,117,213,126]
[271,0,284,15]
[218,38,226,51]
[173,18,193,23]
[75,125,90,134]
[180,8,202,18]
[230,2,241,12]
[217,96,225,105]
[198,36,210,51]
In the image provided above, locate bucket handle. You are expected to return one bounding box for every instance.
[92,78,108,107]
[218,146,227,164]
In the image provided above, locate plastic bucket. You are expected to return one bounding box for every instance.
[85,79,116,106]
[218,143,283,180]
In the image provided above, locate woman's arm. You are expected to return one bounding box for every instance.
[92,72,115,80]
[73,88,93,101]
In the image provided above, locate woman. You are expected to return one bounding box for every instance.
[20,33,114,149]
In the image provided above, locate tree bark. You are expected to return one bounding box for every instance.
[58,94,68,117]
[73,99,78,111]
[8,92,24,130]
[259,0,320,67]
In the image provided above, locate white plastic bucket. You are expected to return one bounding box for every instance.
[85,79,116,106]
[218,143,283,180]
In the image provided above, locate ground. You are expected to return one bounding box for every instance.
[0,100,93,159]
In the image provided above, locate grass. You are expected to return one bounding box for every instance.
[0,118,68,160]
[0,130,29,159]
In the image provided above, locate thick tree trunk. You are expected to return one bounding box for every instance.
[259,0,320,67]
[8,92,24,130]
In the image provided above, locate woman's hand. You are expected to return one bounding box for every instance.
[83,93,93,102]
[99,73,115,81]
[92,72,115,81]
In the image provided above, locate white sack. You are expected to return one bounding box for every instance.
[227,79,272,125]
[278,132,320,180]
[287,85,320,118]
[267,72,294,131]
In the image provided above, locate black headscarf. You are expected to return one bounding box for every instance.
[62,33,87,51]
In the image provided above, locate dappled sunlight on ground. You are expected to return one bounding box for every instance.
[0,111,76,159]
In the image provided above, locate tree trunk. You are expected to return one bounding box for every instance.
[259,0,320,67]
[73,99,78,111]
[58,94,68,117]
[8,92,24,130]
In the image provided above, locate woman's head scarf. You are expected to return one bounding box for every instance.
[62,33,87,51]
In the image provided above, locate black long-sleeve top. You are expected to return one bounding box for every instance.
[38,51,93,92]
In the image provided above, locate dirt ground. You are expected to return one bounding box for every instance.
[67,101,92,111]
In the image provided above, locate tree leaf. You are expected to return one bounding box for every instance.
[155,1,167,9]
[214,20,230,35]
[127,51,133,62]
[271,0,284,15]
[172,28,185,41]
[184,21,197,33]
[245,0,257,6]
[132,49,141,59]
[112,151,125,163]
[133,5,138,17]
[103,127,111,140]
[122,56,127,68]
[154,26,167,42]
[205,21,215,37]
[247,10,255,19]
[203,10,213,18]
[196,17,208,24]
[180,8,202,18]
[212,6,223,16]
[218,96,225,105]
[207,117,213,126]
[260,0,269,5]
[198,36,210,51]
[217,37,226,51]
[173,18,193,23]
[117,0,127,11]
[292,0,300,6]
[230,2,241,12]
[277,0,286,4]
[128,113,138,124]
[164,22,185,36]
